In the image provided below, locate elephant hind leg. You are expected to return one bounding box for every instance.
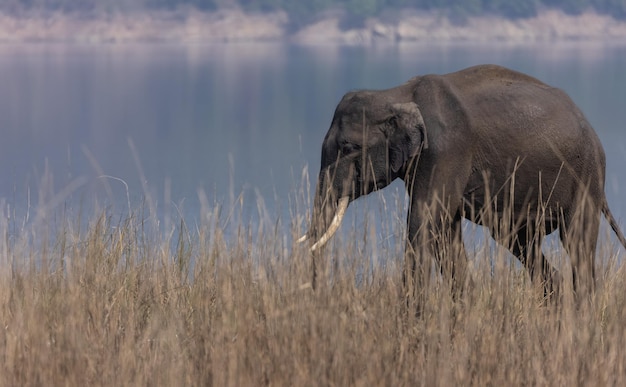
[559,202,600,298]
[504,224,559,299]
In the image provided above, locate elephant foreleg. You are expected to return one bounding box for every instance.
[405,202,469,305]
[439,210,469,300]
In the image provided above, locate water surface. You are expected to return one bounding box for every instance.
[1,42,625,248]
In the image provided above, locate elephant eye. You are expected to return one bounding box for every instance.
[340,143,359,155]
[381,117,397,137]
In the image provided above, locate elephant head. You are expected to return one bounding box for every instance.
[300,91,428,251]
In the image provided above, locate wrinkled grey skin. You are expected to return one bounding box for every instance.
[305,64,626,298]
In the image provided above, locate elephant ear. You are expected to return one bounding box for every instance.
[388,102,428,173]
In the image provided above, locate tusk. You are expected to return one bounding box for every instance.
[297,234,308,243]
[310,197,350,252]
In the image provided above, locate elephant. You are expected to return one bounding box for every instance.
[299,64,626,299]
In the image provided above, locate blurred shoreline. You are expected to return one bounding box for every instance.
[1,8,626,44]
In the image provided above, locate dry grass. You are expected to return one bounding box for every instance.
[1,190,625,387]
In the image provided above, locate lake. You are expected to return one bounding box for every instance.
[1,42,626,250]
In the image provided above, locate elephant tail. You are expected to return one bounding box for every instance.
[602,199,626,250]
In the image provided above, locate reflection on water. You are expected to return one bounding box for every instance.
[1,42,625,243]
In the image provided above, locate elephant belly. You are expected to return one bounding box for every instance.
[462,169,565,230]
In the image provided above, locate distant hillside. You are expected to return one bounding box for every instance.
[2,0,626,24]
[1,3,626,43]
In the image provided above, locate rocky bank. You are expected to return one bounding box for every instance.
[1,8,626,44]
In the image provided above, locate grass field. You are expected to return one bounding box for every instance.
[1,191,625,386]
